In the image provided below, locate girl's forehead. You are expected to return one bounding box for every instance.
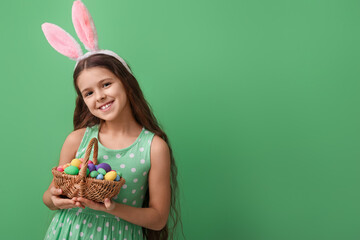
[77,67,116,89]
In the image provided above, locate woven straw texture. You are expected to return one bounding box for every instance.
[52,137,125,203]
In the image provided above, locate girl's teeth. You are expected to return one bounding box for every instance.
[101,103,111,110]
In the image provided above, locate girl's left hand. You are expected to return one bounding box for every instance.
[73,197,116,211]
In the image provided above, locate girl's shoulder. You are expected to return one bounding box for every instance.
[151,135,168,151]
[66,128,87,144]
[62,128,87,153]
[58,128,87,166]
[150,135,170,165]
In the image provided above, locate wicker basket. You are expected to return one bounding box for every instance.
[52,137,125,203]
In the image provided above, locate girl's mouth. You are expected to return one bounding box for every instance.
[99,101,114,111]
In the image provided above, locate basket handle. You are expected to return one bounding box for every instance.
[79,137,98,179]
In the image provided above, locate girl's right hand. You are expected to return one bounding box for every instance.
[50,187,85,209]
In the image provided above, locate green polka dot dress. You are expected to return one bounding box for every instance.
[44,124,155,240]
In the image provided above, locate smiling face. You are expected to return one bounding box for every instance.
[76,67,130,122]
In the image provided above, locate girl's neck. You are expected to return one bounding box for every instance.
[98,102,142,137]
[99,118,142,138]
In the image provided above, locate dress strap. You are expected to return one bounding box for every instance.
[76,125,98,158]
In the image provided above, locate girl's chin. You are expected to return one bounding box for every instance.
[97,113,120,122]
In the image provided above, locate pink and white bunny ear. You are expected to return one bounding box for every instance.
[42,23,83,60]
[72,0,99,52]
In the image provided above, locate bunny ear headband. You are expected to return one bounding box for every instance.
[41,0,132,74]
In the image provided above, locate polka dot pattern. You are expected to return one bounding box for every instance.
[44,125,153,239]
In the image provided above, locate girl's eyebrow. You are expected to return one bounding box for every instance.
[81,78,113,94]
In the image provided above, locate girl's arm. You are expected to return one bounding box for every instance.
[75,135,171,231]
[43,128,86,210]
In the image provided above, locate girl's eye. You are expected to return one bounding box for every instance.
[85,91,93,97]
[103,82,111,87]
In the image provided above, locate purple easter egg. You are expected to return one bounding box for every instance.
[96,163,112,172]
[88,163,96,172]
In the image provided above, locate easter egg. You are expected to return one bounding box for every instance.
[63,163,71,169]
[64,165,79,175]
[71,159,82,168]
[57,167,64,172]
[116,171,122,178]
[104,171,117,181]
[88,163,96,172]
[96,163,111,172]
[90,170,99,178]
[78,158,84,162]
[96,174,104,180]
[86,168,90,176]
[115,175,120,181]
[88,160,94,165]
[98,168,106,175]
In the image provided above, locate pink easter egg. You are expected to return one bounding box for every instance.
[57,167,64,172]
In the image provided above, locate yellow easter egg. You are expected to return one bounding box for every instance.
[71,158,82,168]
[104,171,117,181]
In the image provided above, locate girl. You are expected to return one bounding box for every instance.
[42,53,181,240]
[41,1,181,239]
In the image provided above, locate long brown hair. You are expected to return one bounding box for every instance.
[72,54,182,239]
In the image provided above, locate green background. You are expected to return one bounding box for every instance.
[1,0,360,239]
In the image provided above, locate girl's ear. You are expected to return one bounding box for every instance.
[72,0,98,52]
[42,23,83,60]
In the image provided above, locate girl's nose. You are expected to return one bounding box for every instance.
[96,91,106,101]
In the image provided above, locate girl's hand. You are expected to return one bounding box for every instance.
[74,197,115,211]
[49,187,85,209]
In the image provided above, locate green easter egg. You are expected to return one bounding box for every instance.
[86,168,90,176]
[98,168,106,175]
[116,171,122,177]
[90,170,99,178]
[64,165,79,175]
